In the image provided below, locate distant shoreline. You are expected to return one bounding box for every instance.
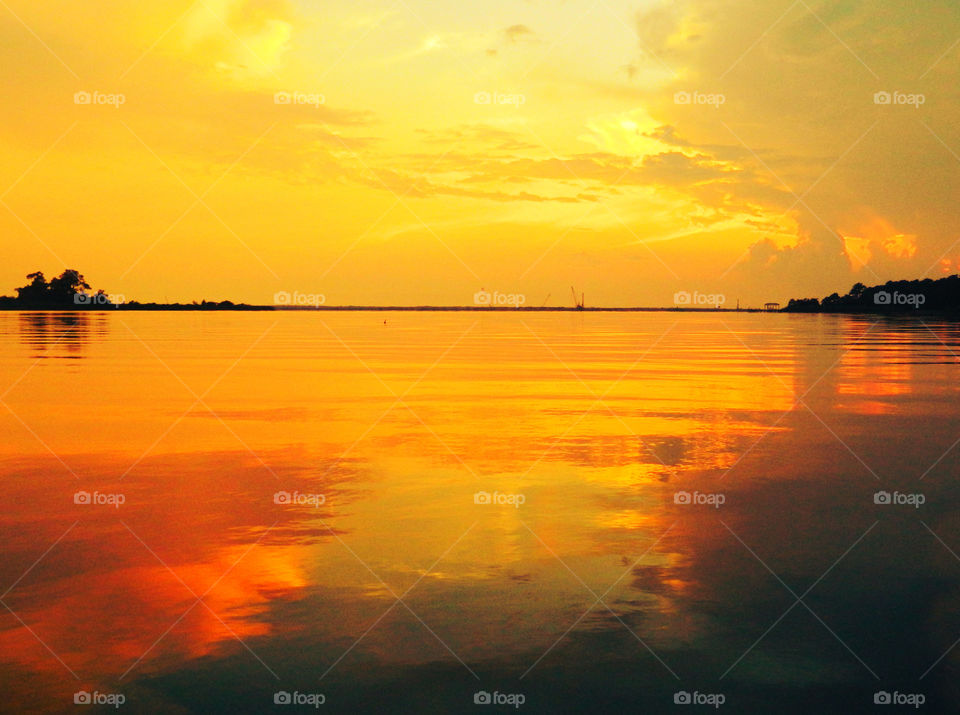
[2,305,954,315]
[2,304,765,312]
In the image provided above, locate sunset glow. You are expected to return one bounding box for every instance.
[2,1,958,305]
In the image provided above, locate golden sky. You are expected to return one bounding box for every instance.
[1,0,958,306]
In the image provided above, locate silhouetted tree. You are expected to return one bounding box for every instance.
[15,271,49,304]
[822,292,841,309]
[14,269,92,307]
[784,298,821,312]
[48,270,90,303]
[785,275,960,313]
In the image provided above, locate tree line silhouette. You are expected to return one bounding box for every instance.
[783,275,960,313]
[5,268,960,313]
[0,270,261,310]
[0,270,103,308]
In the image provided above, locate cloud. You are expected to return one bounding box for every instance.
[632,0,960,294]
[735,223,854,299]
[414,124,539,152]
[353,166,594,204]
[839,214,918,273]
[180,0,295,76]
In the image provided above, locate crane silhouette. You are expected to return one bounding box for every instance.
[570,286,584,310]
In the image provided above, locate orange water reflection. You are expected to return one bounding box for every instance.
[1,312,958,711]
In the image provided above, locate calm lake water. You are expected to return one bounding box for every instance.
[1,311,959,713]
